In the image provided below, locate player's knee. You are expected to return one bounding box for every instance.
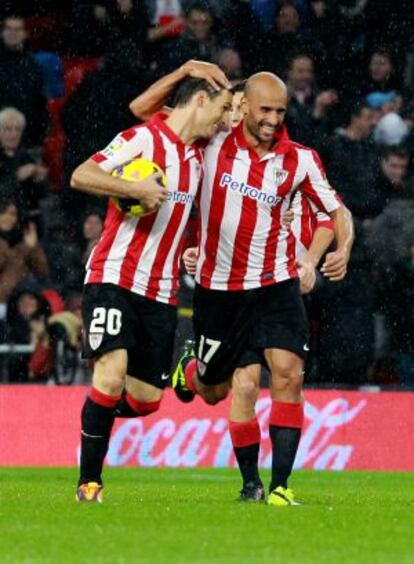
[94,354,126,395]
[273,364,303,393]
[233,378,259,405]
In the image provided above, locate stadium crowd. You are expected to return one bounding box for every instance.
[0,0,413,387]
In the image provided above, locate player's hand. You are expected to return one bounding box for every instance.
[182,247,198,275]
[134,172,169,213]
[180,60,232,91]
[296,256,316,294]
[320,248,348,281]
[282,208,294,226]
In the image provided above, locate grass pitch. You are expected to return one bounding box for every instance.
[0,468,413,564]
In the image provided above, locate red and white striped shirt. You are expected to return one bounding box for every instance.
[290,191,334,261]
[196,123,340,291]
[85,113,203,305]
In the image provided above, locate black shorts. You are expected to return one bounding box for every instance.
[82,283,177,389]
[193,279,309,386]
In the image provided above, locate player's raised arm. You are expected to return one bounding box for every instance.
[129,60,232,121]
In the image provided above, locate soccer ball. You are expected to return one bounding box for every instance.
[111,158,167,217]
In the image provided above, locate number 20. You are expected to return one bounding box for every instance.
[90,307,122,335]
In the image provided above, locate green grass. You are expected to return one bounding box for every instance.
[0,468,413,564]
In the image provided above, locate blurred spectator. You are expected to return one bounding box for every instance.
[360,48,402,98]
[146,0,185,44]
[0,107,49,228]
[217,48,243,81]
[80,210,104,264]
[0,200,49,305]
[366,186,414,269]
[323,102,379,219]
[155,3,232,74]
[259,1,326,79]
[0,15,48,146]
[362,147,410,220]
[284,53,338,146]
[5,283,50,382]
[28,290,83,383]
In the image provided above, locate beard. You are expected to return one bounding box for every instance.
[245,118,283,144]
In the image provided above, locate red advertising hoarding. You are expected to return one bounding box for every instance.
[1,386,413,470]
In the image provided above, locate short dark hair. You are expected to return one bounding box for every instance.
[173,77,223,107]
[231,80,246,94]
[381,146,410,161]
[288,53,314,70]
[345,101,371,124]
[371,46,394,63]
[276,0,300,18]
[185,2,214,17]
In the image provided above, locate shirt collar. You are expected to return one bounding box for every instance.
[234,121,291,156]
[150,112,199,160]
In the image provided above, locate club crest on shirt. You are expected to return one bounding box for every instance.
[273,168,289,186]
[89,333,103,351]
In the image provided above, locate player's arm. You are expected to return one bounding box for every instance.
[308,225,335,267]
[307,208,335,267]
[129,60,232,121]
[321,205,354,281]
[300,150,354,281]
[70,130,168,211]
[71,158,164,202]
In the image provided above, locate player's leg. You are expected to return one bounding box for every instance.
[251,279,308,506]
[229,363,264,501]
[77,348,127,501]
[77,284,137,502]
[265,348,304,506]
[115,292,177,416]
[172,284,252,405]
[115,377,163,417]
[172,342,231,404]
